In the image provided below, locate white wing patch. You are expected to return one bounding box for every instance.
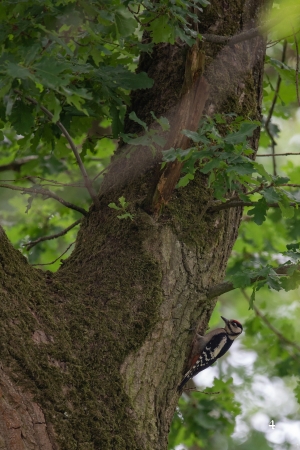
[206,335,227,359]
[187,335,228,376]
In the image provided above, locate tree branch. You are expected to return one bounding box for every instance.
[209,200,299,213]
[0,183,88,216]
[207,264,299,299]
[257,152,300,157]
[24,219,82,250]
[0,156,38,173]
[294,29,300,107]
[202,9,300,45]
[14,89,100,210]
[264,41,287,176]
[32,241,75,266]
[1,175,85,188]
[241,289,300,354]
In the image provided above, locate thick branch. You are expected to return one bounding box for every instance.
[207,264,299,299]
[0,183,88,216]
[14,90,100,210]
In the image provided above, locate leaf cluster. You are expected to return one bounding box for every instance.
[163,114,261,194]
[169,378,241,449]
[108,195,134,220]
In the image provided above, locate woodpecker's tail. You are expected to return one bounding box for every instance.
[177,376,189,393]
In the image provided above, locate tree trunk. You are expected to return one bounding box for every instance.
[0,1,267,449]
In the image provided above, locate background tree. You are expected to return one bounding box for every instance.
[0,1,300,450]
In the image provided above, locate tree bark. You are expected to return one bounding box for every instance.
[0,0,268,449]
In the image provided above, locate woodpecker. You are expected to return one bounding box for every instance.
[177,316,243,392]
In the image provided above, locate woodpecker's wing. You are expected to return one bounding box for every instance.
[177,331,232,392]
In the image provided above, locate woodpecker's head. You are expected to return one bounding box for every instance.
[221,316,243,339]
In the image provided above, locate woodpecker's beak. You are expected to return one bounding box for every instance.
[221,316,229,325]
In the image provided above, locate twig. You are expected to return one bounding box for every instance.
[183,387,220,394]
[24,219,82,250]
[241,289,300,354]
[267,28,300,48]
[207,264,299,299]
[92,167,108,182]
[209,179,300,210]
[257,152,300,157]
[264,41,288,176]
[223,184,300,206]
[14,89,100,210]
[294,30,300,107]
[1,175,85,188]
[0,183,88,216]
[209,200,299,213]
[32,241,75,266]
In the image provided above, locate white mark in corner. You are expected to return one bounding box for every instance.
[269,420,275,430]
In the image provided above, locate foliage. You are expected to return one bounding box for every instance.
[1,0,300,449]
[163,114,261,193]
[0,0,206,268]
[169,378,241,449]
[108,196,134,220]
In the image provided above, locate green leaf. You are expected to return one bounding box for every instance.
[148,16,174,43]
[10,100,34,134]
[278,199,294,219]
[267,273,282,291]
[129,111,147,130]
[110,105,123,138]
[115,10,137,37]
[231,271,252,288]
[118,196,128,208]
[281,271,300,291]
[262,186,281,203]
[117,70,154,90]
[286,242,300,251]
[117,212,134,220]
[5,62,32,80]
[200,158,222,174]
[150,112,170,131]
[32,57,71,88]
[182,129,202,142]
[272,175,290,186]
[177,172,194,188]
[248,198,268,225]
[224,121,260,144]
[43,92,62,123]
[252,162,272,181]
[108,202,121,211]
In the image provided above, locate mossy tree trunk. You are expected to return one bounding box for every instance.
[0,1,267,449]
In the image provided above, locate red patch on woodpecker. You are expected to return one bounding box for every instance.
[190,354,200,367]
[232,319,243,329]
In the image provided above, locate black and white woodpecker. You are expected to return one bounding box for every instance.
[177,316,243,392]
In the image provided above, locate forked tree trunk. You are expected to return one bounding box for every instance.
[0,0,267,449]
